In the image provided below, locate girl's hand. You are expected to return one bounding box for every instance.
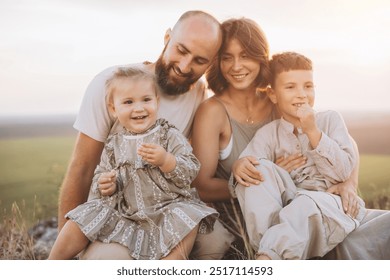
[138,143,167,167]
[275,153,306,173]
[98,170,117,196]
[232,156,263,187]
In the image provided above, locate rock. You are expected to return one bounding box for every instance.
[28,217,58,259]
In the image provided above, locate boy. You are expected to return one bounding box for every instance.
[234,52,366,260]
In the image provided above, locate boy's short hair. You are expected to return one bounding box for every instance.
[105,67,157,106]
[269,52,312,87]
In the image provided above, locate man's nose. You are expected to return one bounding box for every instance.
[177,56,192,75]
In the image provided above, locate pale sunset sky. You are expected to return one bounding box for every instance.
[1,0,389,116]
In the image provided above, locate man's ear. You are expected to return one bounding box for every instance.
[267,87,277,104]
[164,28,171,45]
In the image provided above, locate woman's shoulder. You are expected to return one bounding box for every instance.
[197,96,227,115]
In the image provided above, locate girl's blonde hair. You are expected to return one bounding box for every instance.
[105,67,158,107]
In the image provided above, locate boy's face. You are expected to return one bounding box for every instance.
[268,69,315,125]
[110,78,159,134]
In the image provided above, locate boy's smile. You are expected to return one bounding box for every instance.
[268,69,315,127]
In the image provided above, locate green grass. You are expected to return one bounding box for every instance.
[0,136,389,225]
[0,136,75,225]
[358,154,390,208]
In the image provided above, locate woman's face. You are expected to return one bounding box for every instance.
[220,38,261,91]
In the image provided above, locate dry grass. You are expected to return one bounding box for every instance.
[0,195,389,260]
[0,202,36,260]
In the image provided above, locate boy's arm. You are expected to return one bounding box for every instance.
[308,111,357,182]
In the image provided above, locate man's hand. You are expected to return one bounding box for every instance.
[232,156,263,187]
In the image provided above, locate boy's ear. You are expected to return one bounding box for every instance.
[164,28,172,45]
[267,87,278,104]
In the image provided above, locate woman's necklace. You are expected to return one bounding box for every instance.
[246,114,255,124]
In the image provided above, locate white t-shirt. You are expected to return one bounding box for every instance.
[74,63,207,142]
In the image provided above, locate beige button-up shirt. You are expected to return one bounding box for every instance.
[240,110,357,191]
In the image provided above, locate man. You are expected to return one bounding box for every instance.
[58,10,234,259]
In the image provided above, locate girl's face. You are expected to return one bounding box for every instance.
[268,70,315,126]
[110,78,159,133]
[220,38,261,91]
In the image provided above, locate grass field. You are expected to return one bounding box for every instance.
[0,136,389,225]
[0,136,75,224]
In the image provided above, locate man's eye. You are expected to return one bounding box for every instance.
[195,58,207,65]
[177,47,186,54]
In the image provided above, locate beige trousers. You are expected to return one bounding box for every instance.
[236,159,366,260]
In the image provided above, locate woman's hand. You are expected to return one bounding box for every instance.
[232,156,263,187]
[98,170,117,196]
[327,181,359,218]
[275,153,306,173]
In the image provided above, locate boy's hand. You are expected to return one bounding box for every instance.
[232,156,263,187]
[138,143,167,167]
[297,103,321,148]
[296,103,317,134]
[98,170,117,196]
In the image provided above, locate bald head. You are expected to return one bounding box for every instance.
[155,10,222,95]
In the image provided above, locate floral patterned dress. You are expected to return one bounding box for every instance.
[66,119,218,260]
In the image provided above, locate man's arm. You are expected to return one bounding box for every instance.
[57,132,104,231]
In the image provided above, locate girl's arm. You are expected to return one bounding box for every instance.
[191,99,232,202]
[89,137,116,199]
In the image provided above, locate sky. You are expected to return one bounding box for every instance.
[1,0,390,117]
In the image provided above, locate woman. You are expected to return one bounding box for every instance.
[191,17,380,260]
[191,18,305,258]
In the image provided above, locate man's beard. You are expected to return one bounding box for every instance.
[155,56,198,96]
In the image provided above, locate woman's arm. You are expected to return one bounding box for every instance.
[327,136,360,218]
[191,99,232,202]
